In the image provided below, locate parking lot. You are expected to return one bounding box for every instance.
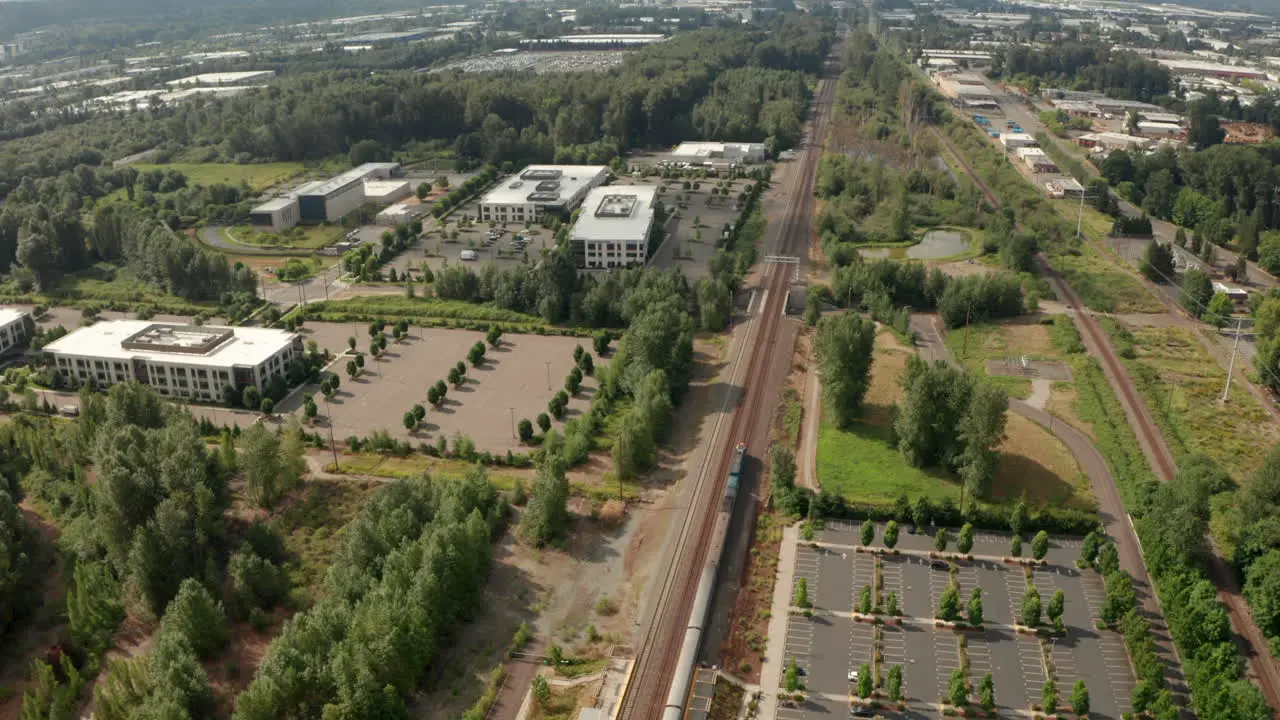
[284,322,598,452]
[774,520,1134,719]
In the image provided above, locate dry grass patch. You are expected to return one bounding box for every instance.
[992,413,1092,510]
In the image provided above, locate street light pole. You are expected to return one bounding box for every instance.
[545,361,551,391]
[323,396,339,473]
[1222,318,1244,403]
[508,407,516,439]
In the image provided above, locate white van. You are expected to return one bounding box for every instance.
[460,250,479,261]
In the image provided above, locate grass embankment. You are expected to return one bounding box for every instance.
[1043,240,1163,314]
[133,162,305,189]
[816,330,1093,513]
[1099,319,1278,480]
[0,264,217,314]
[300,296,594,336]
[226,225,344,251]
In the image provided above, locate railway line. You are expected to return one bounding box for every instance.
[932,123,1280,714]
[616,55,838,720]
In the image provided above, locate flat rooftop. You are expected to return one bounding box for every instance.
[671,141,765,158]
[252,197,297,213]
[481,165,607,207]
[0,308,28,327]
[570,185,657,243]
[165,70,275,87]
[302,163,402,199]
[45,321,297,368]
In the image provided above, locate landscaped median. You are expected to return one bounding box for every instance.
[295,296,596,336]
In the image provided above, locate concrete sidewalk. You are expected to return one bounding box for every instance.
[759,522,800,719]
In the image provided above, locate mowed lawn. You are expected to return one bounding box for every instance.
[816,328,1093,512]
[133,162,305,189]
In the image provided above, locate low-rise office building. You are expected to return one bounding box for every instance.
[249,197,301,232]
[570,185,658,269]
[296,163,403,223]
[45,321,302,401]
[363,180,413,205]
[668,141,767,166]
[0,308,32,355]
[478,165,608,224]
[376,201,426,226]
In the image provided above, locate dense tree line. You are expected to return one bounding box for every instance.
[0,478,35,640]
[828,258,1025,330]
[994,43,1173,103]
[1130,455,1272,719]
[0,18,832,196]
[233,470,504,718]
[895,356,1009,499]
[814,313,876,429]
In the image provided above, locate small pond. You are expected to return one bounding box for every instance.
[855,229,971,261]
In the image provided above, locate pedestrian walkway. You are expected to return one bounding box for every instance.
[760,522,801,719]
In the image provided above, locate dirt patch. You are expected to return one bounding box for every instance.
[1046,383,1090,439]
[717,512,783,683]
[528,674,603,719]
[993,413,1092,510]
[863,333,912,426]
[934,260,999,278]
[984,359,1073,382]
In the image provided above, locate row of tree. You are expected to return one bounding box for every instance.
[828,258,1026,330]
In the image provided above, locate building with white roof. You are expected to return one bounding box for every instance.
[1136,121,1183,138]
[363,180,413,205]
[1076,132,1152,154]
[999,132,1036,150]
[376,201,426,226]
[668,141,767,167]
[478,165,609,224]
[249,197,300,232]
[45,321,303,401]
[1016,147,1057,173]
[0,308,32,355]
[295,163,402,223]
[165,70,276,87]
[570,185,658,269]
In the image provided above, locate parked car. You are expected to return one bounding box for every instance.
[460,250,479,261]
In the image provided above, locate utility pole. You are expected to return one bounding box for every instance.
[323,396,339,473]
[545,361,551,391]
[1222,318,1244,403]
[508,407,516,439]
[961,301,973,359]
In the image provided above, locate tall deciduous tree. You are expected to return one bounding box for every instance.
[814,313,876,429]
[520,458,570,548]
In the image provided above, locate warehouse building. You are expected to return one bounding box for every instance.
[1136,121,1183,138]
[1076,132,1152,154]
[45,321,302,401]
[569,186,658,269]
[0,309,32,355]
[999,132,1037,150]
[1016,147,1058,173]
[363,180,413,205]
[376,201,426,226]
[249,197,301,232]
[478,165,609,224]
[296,162,402,223]
[668,141,767,167]
[165,70,276,87]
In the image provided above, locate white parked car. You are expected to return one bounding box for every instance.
[460,250,479,261]
[848,669,860,682]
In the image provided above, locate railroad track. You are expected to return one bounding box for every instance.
[616,56,838,720]
[932,123,1280,713]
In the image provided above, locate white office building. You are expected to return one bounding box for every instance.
[0,309,31,355]
[363,180,413,205]
[45,321,303,401]
[249,197,300,232]
[668,141,767,167]
[376,201,425,226]
[570,185,658,269]
[478,165,609,224]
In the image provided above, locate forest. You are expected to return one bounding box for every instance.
[0,18,832,197]
[992,43,1173,103]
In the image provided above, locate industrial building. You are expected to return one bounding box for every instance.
[249,197,301,232]
[668,141,767,167]
[569,185,658,269]
[45,321,303,401]
[363,180,413,205]
[1016,147,1058,173]
[935,73,998,108]
[999,132,1037,150]
[1076,132,1152,154]
[1136,121,1183,138]
[0,309,32,355]
[295,162,401,223]
[376,201,426,226]
[165,70,276,87]
[1155,58,1268,80]
[1044,178,1085,199]
[478,165,609,224]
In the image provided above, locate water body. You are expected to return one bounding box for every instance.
[907,229,969,259]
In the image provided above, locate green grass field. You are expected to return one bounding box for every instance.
[817,421,963,506]
[1045,241,1163,314]
[134,162,305,189]
[227,225,344,251]
[1108,322,1278,479]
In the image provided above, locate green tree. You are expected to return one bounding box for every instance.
[1180,268,1213,314]
[486,325,502,348]
[858,664,873,698]
[1071,680,1090,716]
[804,287,822,326]
[957,523,974,554]
[1048,589,1066,625]
[939,581,960,621]
[448,366,464,387]
[949,667,968,707]
[161,579,228,659]
[935,528,948,553]
[887,665,903,702]
[886,591,900,616]
[795,577,810,609]
[518,419,534,443]
[579,353,595,376]
[593,331,611,356]
[1244,550,1280,640]
[1032,530,1050,560]
[1141,241,1175,282]
[241,423,282,509]
[1102,571,1136,625]
[519,459,570,547]
[403,411,417,431]
[814,313,876,429]
[1081,531,1101,567]
[1043,678,1059,715]
[565,368,583,395]
[1009,497,1029,536]
[536,413,552,433]
[980,673,995,712]
[968,587,984,627]
[785,657,800,692]
[1203,292,1233,328]
[861,519,875,546]
[884,520,899,549]
[913,496,931,530]
[532,676,550,706]
[468,341,486,366]
[1097,542,1120,576]
[860,585,873,614]
[956,383,1009,499]
[1022,584,1042,627]
[1011,534,1023,557]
